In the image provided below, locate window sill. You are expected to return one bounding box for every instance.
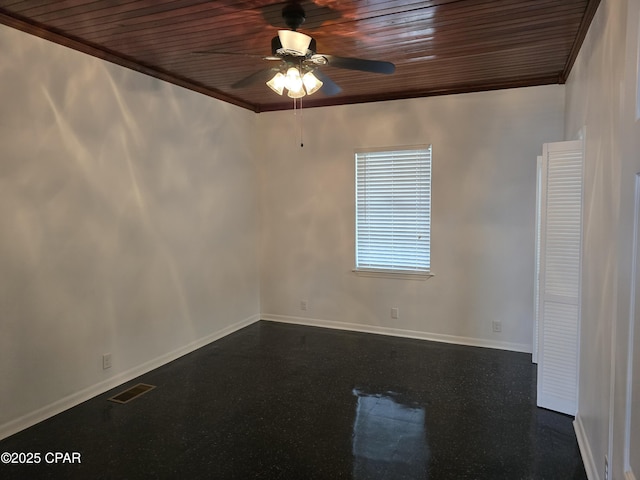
[352,269,434,280]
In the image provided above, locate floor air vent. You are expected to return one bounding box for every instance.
[108,383,156,404]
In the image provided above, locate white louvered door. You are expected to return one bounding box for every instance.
[536,140,583,416]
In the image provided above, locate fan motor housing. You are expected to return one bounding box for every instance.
[271,36,317,57]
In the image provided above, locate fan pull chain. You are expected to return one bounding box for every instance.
[299,95,304,148]
[292,97,304,148]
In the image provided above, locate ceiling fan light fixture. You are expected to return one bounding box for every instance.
[277,30,312,56]
[266,72,286,95]
[287,86,306,98]
[284,67,303,92]
[302,71,323,95]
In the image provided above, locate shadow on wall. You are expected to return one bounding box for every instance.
[0,24,258,426]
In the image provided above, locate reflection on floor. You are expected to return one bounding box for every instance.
[353,389,429,478]
[0,321,587,479]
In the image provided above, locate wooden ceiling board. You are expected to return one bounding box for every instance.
[0,0,601,112]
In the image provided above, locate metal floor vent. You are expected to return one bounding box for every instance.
[108,383,156,404]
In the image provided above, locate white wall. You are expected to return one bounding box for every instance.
[615,2,640,478]
[564,0,640,479]
[0,25,260,438]
[564,2,623,477]
[257,86,564,352]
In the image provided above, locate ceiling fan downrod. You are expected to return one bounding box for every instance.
[282,3,306,30]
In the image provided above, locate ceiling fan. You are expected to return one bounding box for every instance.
[200,2,395,98]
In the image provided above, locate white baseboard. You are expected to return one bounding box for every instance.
[0,314,260,441]
[575,414,599,480]
[261,314,532,353]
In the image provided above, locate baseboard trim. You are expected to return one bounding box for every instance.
[261,314,531,353]
[0,314,260,441]
[574,413,599,480]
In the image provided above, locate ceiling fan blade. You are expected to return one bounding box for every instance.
[232,67,278,89]
[194,50,260,57]
[313,70,342,96]
[193,51,281,61]
[321,55,395,74]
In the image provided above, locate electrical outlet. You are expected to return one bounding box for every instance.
[391,307,399,319]
[300,300,308,311]
[102,353,112,370]
[492,321,502,333]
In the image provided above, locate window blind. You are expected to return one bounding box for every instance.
[355,146,431,273]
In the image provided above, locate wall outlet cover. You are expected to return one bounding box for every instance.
[102,353,112,370]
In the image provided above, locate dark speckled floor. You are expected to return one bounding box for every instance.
[0,321,586,480]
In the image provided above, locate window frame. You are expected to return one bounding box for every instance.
[353,145,433,280]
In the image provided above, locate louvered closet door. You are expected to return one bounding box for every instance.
[537,140,583,416]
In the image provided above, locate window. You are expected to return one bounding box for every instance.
[355,145,432,277]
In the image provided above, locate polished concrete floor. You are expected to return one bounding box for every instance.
[1,321,587,479]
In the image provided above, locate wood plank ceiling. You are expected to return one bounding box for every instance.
[0,0,601,112]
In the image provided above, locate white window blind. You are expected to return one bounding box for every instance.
[355,146,431,274]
